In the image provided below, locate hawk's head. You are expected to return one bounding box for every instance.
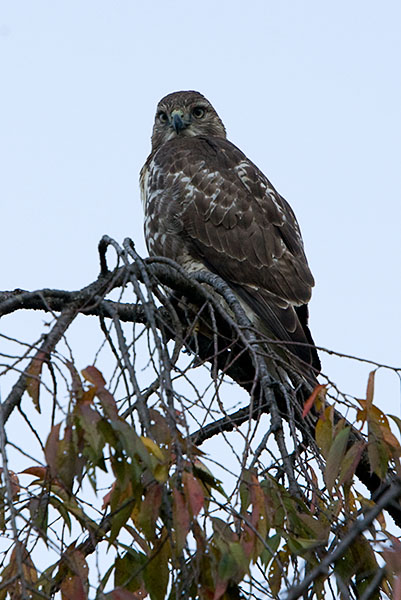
[151,91,227,151]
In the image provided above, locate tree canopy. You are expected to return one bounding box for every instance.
[0,237,400,600]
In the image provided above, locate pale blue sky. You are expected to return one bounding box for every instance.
[1,1,401,407]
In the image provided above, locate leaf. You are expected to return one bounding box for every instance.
[212,578,228,600]
[0,470,21,499]
[368,420,391,479]
[140,437,165,462]
[260,534,281,566]
[268,556,282,596]
[338,441,366,485]
[172,489,190,553]
[29,494,49,539]
[149,409,172,446]
[108,589,147,600]
[44,423,62,478]
[193,459,226,497]
[115,551,147,593]
[48,495,72,533]
[26,351,47,412]
[389,414,401,438]
[183,471,204,517]
[137,483,162,540]
[61,575,86,600]
[366,370,375,409]
[218,551,237,583]
[78,404,105,467]
[82,365,118,419]
[110,485,136,544]
[143,536,170,600]
[82,365,106,387]
[324,427,350,491]
[44,423,82,491]
[60,550,88,600]
[212,518,238,544]
[315,406,334,459]
[302,384,326,418]
[22,466,48,481]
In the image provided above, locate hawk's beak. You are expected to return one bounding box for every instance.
[171,110,186,133]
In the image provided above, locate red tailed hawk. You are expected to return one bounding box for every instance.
[140,91,320,377]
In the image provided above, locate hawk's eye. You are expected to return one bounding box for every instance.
[158,111,168,124]
[192,106,205,119]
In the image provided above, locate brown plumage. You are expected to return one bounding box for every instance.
[140,90,320,374]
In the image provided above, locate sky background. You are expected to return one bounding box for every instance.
[1,1,401,412]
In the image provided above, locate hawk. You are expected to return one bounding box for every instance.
[140,90,320,378]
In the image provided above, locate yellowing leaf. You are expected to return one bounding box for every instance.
[315,406,334,459]
[140,437,165,462]
[324,427,350,491]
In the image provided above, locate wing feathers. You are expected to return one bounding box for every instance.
[143,134,319,370]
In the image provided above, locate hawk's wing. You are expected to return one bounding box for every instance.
[143,135,319,370]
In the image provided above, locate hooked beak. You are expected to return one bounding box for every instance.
[171,110,187,133]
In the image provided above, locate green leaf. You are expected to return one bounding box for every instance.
[29,494,49,540]
[218,551,237,581]
[115,550,146,593]
[110,498,135,544]
[143,537,170,600]
[260,534,281,567]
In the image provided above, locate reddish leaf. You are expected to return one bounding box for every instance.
[302,384,326,418]
[6,470,20,499]
[22,466,48,480]
[82,365,106,387]
[102,481,117,509]
[44,423,62,478]
[382,537,401,573]
[183,471,204,517]
[394,576,401,600]
[61,574,86,600]
[366,370,375,409]
[26,351,46,412]
[213,578,228,600]
[60,550,88,600]
[82,366,118,419]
